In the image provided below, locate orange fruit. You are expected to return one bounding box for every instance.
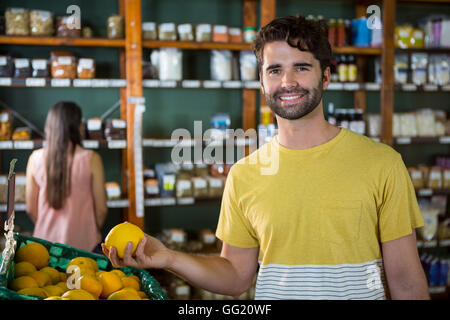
[98,271,123,298]
[121,276,140,291]
[79,275,103,299]
[59,272,67,282]
[107,288,141,300]
[14,261,37,277]
[111,269,126,278]
[67,257,99,272]
[62,289,96,300]
[40,267,61,285]
[128,275,140,283]
[44,296,64,300]
[28,270,52,287]
[55,281,69,293]
[43,285,65,297]
[137,291,148,299]
[15,242,50,269]
[17,287,48,298]
[9,276,39,291]
[66,265,95,279]
[104,222,144,259]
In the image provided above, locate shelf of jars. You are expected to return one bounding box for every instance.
[394,136,450,145]
[0,77,127,88]
[0,36,125,48]
[142,136,257,148]
[0,139,127,150]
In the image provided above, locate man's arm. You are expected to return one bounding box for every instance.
[102,235,259,297]
[382,230,430,299]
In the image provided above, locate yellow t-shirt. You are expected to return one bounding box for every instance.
[216,128,424,300]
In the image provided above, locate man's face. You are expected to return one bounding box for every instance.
[260,41,326,120]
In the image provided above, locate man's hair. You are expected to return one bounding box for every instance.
[253,15,332,75]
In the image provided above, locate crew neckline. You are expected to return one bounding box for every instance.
[271,127,347,155]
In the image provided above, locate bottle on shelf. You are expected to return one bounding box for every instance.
[345,19,352,46]
[327,102,336,126]
[336,19,346,47]
[330,55,339,82]
[347,55,357,82]
[327,19,337,47]
[338,55,348,82]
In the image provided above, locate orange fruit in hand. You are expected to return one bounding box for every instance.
[104,222,144,259]
[14,261,37,278]
[15,242,50,269]
[98,271,123,299]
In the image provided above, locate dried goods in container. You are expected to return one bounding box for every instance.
[159,48,182,81]
[158,23,177,41]
[30,10,53,36]
[5,8,29,36]
[0,110,13,141]
[145,179,159,197]
[12,127,31,141]
[195,24,211,42]
[56,16,81,38]
[31,59,49,78]
[229,28,242,43]
[13,58,32,78]
[142,22,157,40]
[82,26,93,38]
[105,182,121,200]
[0,55,14,77]
[243,27,256,43]
[177,24,194,41]
[107,15,124,39]
[77,58,95,79]
[212,25,229,43]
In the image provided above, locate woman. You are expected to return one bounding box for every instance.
[26,101,107,252]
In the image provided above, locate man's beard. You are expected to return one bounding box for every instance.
[264,78,323,120]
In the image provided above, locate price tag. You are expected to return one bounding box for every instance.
[177,197,195,205]
[73,79,92,87]
[429,286,446,294]
[182,80,201,88]
[142,139,154,147]
[396,137,411,144]
[109,79,127,87]
[82,140,100,149]
[223,81,242,89]
[142,79,160,88]
[343,83,360,91]
[423,240,437,248]
[439,136,450,144]
[160,80,178,88]
[161,197,176,206]
[327,83,344,90]
[423,84,438,91]
[203,80,221,89]
[14,140,34,149]
[418,189,433,196]
[108,140,127,149]
[25,78,46,87]
[51,78,71,87]
[0,78,12,86]
[244,81,260,89]
[91,79,109,87]
[107,200,129,208]
[365,83,381,91]
[402,84,417,91]
[145,198,161,206]
[0,141,13,149]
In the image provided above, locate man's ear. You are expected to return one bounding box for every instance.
[322,66,331,90]
[260,73,265,95]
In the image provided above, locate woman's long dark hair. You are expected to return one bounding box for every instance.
[44,101,82,209]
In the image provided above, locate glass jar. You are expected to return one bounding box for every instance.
[56,16,81,38]
[0,55,14,77]
[243,27,257,43]
[31,59,49,78]
[30,10,53,36]
[212,25,229,43]
[158,23,177,41]
[107,15,124,39]
[142,22,157,40]
[178,23,194,41]
[229,28,242,43]
[195,24,212,42]
[77,58,95,79]
[51,51,77,79]
[5,8,29,36]
[13,58,32,78]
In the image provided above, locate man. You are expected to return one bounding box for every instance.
[103,15,429,300]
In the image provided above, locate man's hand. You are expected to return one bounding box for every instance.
[101,234,173,270]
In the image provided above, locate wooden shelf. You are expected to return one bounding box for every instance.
[0,78,126,88]
[396,47,450,54]
[0,36,125,47]
[143,137,257,148]
[0,139,127,150]
[395,136,450,145]
[142,40,252,51]
[415,188,450,196]
[332,46,381,55]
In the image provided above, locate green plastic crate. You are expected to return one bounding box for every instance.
[0,233,167,300]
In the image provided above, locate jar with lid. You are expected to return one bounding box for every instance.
[337,55,348,82]
[30,10,53,36]
[0,110,13,141]
[107,15,124,39]
[14,58,32,78]
[347,55,357,82]
[56,16,81,38]
[229,28,242,43]
[336,19,346,47]
[159,23,177,41]
[77,58,96,79]
[327,19,336,46]
[213,25,229,43]
[142,22,157,40]
[0,55,14,77]
[243,27,257,43]
[31,59,49,78]
[51,51,77,79]
[195,24,212,42]
[82,27,93,38]
[5,8,30,36]
[159,48,183,81]
[178,23,194,41]
[199,229,218,254]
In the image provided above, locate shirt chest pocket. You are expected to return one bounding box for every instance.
[319,200,362,244]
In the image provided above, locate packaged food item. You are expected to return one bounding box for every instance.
[14,174,26,203]
[30,10,53,36]
[416,109,436,137]
[5,8,29,36]
[56,16,81,38]
[77,58,95,79]
[13,58,31,78]
[212,25,229,43]
[337,55,348,82]
[444,169,450,189]
[12,127,31,141]
[211,50,232,81]
[366,114,381,137]
[178,24,194,41]
[159,48,182,81]
[31,59,49,78]
[0,110,13,141]
[207,176,224,198]
[86,117,104,140]
[427,167,442,189]
[395,25,413,49]
[408,167,425,189]
[410,28,424,48]
[82,26,93,38]
[145,179,159,197]
[107,15,124,39]
[195,24,212,42]
[176,177,192,198]
[105,182,121,200]
[411,53,428,86]
[229,28,242,43]
[199,229,218,254]
[142,22,157,40]
[163,229,186,251]
[0,55,14,77]
[418,204,440,241]
[158,23,177,41]
[394,55,408,84]
[400,112,417,137]
[156,163,177,197]
[239,51,257,81]
[104,119,126,140]
[50,51,77,79]
[243,27,256,43]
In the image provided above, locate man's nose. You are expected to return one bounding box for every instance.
[281,71,298,89]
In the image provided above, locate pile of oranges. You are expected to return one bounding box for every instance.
[9,241,148,300]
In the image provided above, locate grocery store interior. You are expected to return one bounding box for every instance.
[0,0,449,300]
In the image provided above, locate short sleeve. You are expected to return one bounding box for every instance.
[378,154,424,243]
[215,168,259,248]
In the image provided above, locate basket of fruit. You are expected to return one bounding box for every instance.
[0,232,168,300]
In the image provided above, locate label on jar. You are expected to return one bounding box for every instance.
[16,176,26,185]
[197,24,212,33]
[78,58,94,69]
[193,178,207,189]
[411,171,422,180]
[203,234,216,244]
[15,59,29,69]
[171,232,185,244]
[87,119,102,131]
[0,57,7,66]
[145,185,159,195]
[10,8,25,14]
[31,59,47,70]
[112,119,126,129]
[57,57,73,65]
[213,25,227,34]
[444,171,450,180]
[177,180,192,191]
[229,28,241,36]
[178,24,192,34]
[160,23,175,32]
[34,10,51,20]
[0,112,9,122]
[106,186,121,198]
[430,171,442,180]
[142,22,156,31]
[208,178,222,188]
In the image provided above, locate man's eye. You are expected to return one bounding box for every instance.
[297,67,308,72]
[269,69,280,75]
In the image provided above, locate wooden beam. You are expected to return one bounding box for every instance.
[354,3,367,112]
[124,0,144,229]
[380,0,396,146]
[0,36,125,47]
[260,0,276,27]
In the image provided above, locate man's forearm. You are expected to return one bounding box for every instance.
[165,250,248,297]
[388,276,430,299]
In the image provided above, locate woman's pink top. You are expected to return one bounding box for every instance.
[29,145,101,252]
